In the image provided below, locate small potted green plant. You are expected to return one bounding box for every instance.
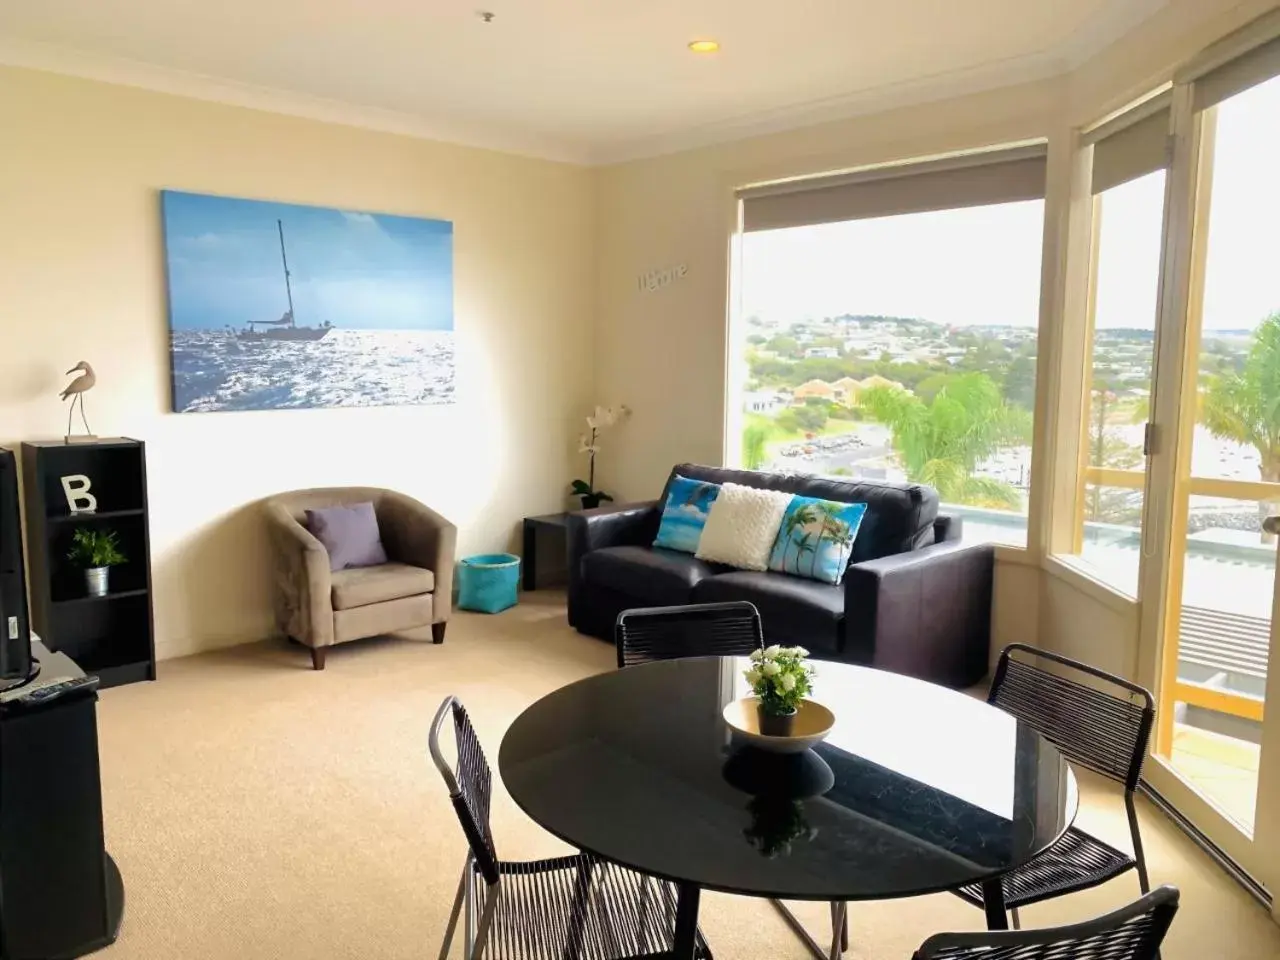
[745,645,814,736]
[67,527,126,597]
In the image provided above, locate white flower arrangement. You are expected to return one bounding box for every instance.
[745,645,813,716]
[571,404,630,507]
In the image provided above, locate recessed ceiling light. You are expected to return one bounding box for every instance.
[688,39,720,54]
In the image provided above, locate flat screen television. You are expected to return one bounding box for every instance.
[0,448,34,689]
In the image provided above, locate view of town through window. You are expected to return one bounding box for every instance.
[1071,169,1165,595]
[737,199,1045,546]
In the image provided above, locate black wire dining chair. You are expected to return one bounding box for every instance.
[918,885,1178,960]
[428,696,714,960]
[615,601,764,669]
[955,643,1156,928]
[616,603,841,956]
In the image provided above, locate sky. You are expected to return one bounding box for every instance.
[741,75,1280,335]
[162,191,453,331]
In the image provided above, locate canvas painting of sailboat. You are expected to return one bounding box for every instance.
[161,190,454,412]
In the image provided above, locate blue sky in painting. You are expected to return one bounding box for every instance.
[161,191,453,331]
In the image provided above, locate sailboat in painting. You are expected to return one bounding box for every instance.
[163,189,455,412]
[236,220,334,342]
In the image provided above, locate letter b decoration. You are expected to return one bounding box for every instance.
[61,474,98,514]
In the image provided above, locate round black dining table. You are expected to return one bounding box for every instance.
[499,657,1078,960]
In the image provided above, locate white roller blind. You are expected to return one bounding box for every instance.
[739,145,1047,234]
[1177,10,1280,112]
[1086,100,1171,194]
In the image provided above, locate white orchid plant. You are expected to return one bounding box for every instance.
[745,645,814,716]
[571,404,630,508]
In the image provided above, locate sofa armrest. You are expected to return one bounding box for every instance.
[934,513,963,543]
[843,540,993,688]
[263,501,335,649]
[377,492,458,623]
[565,501,661,614]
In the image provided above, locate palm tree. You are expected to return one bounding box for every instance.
[794,533,816,574]
[808,502,853,578]
[1201,311,1280,539]
[779,503,817,573]
[1085,386,1144,523]
[742,420,772,470]
[857,372,1032,509]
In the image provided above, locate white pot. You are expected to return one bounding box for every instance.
[85,566,109,597]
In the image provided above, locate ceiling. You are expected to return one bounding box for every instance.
[0,0,1170,163]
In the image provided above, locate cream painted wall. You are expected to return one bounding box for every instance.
[1038,569,1141,680]
[0,66,595,659]
[991,558,1042,668]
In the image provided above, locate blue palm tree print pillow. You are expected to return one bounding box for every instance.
[768,496,867,585]
[653,476,721,554]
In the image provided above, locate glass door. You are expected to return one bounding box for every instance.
[1144,71,1280,892]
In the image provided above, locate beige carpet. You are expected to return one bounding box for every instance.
[93,592,1280,959]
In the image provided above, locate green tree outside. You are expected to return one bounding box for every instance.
[1084,385,1144,524]
[776,405,828,434]
[1201,311,1280,539]
[1003,353,1037,411]
[765,335,802,358]
[742,420,772,470]
[858,373,1031,508]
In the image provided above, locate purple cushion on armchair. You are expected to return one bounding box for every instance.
[305,502,389,572]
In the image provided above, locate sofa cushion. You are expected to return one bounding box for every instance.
[331,562,435,610]
[662,463,938,564]
[581,545,724,606]
[696,483,792,570]
[768,496,868,585]
[692,570,843,651]
[306,501,389,571]
[334,592,434,644]
[653,475,721,554]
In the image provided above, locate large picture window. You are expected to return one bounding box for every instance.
[733,149,1046,547]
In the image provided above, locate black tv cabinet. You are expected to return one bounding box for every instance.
[0,640,124,958]
[21,440,156,689]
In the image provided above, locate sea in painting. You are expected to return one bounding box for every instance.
[161,190,454,413]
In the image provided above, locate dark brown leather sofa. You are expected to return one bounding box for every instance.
[566,463,994,688]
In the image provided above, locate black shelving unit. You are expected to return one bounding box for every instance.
[21,439,156,689]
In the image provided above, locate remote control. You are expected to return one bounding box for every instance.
[0,675,99,710]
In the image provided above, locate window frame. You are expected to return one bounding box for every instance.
[1046,97,1177,598]
[729,149,1050,549]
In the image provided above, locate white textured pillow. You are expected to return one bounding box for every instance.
[696,483,793,571]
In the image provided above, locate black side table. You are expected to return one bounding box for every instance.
[521,513,570,590]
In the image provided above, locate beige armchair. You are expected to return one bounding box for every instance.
[262,487,457,670]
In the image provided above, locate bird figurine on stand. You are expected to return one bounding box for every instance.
[61,361,97,442]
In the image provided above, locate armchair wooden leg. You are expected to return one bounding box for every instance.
[310,646,326,671]
[432,622,447,645]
